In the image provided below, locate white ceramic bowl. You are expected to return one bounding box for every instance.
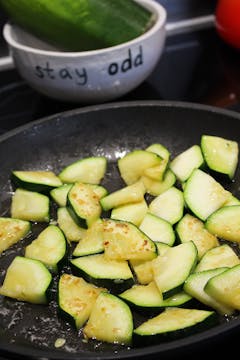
[3,0,167,103]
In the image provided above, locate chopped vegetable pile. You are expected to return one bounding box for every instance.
[0,134,240,348]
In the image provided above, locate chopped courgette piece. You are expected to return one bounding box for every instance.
[103,219,157,261]
[58,274,106,329]
[133,307,217,345]
[152,241,198,298]
[83,292,133,345]
[201,135,239,179]
[183,169,231,221]
[160,291,193,308]
[10,188,50,222]
[58,157,107,184]
[141,169,176,196]
[100,181,145,211]
[119,281,163,313]
[149,186,184,225]
[118,150,162,185]
[72,219,104,257]
[204,264,240,310]
[111,199,148,227]
[169,145,204,182]
[0,256,52,304]
[139,212,175,246]
[70,253,134,293]
[120,283,193,313]
[175,213,219,259]
[0,217,31,254]
[11,170,62,193]
[184,267,234,315]
[129,244,171,285]
[25,225,67,272]
[144,142,170,181]
[51,183,107,208]
[194,244,240,272]
[205,205,240,243]
[57,207,86,242]
[224,195,240,206]
[129,258,154,285]
[143,163,167,182]
[67,182,102,228]
[146,143,170,162]
[50,184,72,207]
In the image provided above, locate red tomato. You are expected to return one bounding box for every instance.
[215,0,240,49]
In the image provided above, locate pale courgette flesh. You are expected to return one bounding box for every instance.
[0,256,52,304]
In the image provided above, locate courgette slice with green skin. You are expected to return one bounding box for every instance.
[160,291,193,308]
[129,243,171,285]
[83,292,133,345]
[110,199,148,227]
[102,218,157,261]
[0,256,52,304]
[25,225,67,272]
[0,217,31,254]
[141,169,176,196]
[129,242,170,285]
[67,182,102,229]
[224,194,240,206]
[169,145,204,182]
[205,205,240,243]
[58,274,106,329]
[57,207,86,243]
[183,168,231,221]
[133,307,217,346]
[51,183,108,208]
[59,157,107,185]
[70,253,134,293]
[201,135,239,180]
[146,143,170,162]
[129,258,155,285]
[175,213,219,259]
[184,267,235,315]
[119,281,163,313]
[139,212,175,246]
[72,219,104,257]
[152,241,198,299]
[10,188,50,222]
[118,150,162,185]
[204,264,240,310]
[11,170,62,193]
[119,283,193,313]
[149,186,184,225]
[50,184,72,207]
[144,143,170,181]
[143,162,167,182]
[194,244,240,272]
[100,181,145,211]
[0,0,154,51]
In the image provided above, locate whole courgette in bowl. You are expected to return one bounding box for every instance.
[0,0,155,51]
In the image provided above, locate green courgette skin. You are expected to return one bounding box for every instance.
[133,312,218,346]
[0,0,153,51]
[11,173,58,193]
[70,263,134,294]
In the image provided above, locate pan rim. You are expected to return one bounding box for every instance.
[0,100,240,144]
[1,99,240,359]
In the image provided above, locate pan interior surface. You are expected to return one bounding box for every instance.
[0,101,240,360]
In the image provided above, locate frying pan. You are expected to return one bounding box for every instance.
[0,100,240,360]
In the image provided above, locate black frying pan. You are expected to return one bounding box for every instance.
[1,100,240,360]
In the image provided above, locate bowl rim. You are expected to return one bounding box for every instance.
[2,0,167,57]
